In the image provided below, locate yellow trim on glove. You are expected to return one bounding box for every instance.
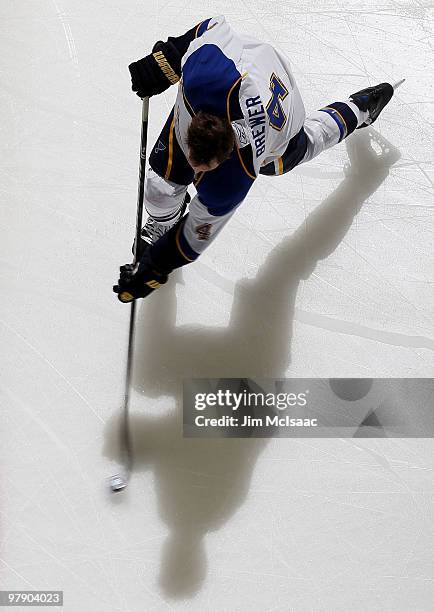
[153,50,180,85]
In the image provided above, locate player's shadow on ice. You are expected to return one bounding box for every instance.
[103,128,400,598]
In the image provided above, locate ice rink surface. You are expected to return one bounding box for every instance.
[1,1,433,610]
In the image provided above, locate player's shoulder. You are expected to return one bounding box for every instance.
[191,15,228,42]
[194,15,223,36]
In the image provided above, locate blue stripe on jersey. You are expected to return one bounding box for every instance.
[328,102,358,135]
[197,149,255,216]
[182,44,241,117]
[196,18,212,37]
[319,102,357,142]
[319,108,346,141]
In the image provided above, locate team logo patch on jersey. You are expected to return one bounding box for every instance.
[155,140,166,153]
[233,122,249,147]
[195,223,212,241]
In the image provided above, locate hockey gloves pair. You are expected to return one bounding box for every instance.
[113,251,168,303]
[129,40,181,98]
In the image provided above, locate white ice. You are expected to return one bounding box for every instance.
[1,1,433,611]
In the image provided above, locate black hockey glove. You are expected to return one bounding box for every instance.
[113,251,169,302]
[128,40,181,98]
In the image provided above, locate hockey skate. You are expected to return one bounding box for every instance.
[133,192,191,257]
[350,82,394,129]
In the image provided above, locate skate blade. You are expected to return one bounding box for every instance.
[392,78,405,90]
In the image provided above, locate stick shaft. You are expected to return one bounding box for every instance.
[133,98,150,266]
[121,97,150,477]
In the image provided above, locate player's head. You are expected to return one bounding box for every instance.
[187,111,235,172]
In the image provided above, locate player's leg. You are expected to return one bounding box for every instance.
[136,108,194,254]
[301,82,394,165]
[260,82,395,177]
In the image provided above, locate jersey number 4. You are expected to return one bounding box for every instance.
[266,73,289,131]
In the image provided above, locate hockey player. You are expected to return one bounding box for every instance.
[113,15,396,302]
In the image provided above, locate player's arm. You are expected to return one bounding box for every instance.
[113,214,192,303]
[113,209,221,302]
[128,19,211,98]
[114,177,255,302]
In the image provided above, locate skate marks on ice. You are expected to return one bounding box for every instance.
[102,128,401,599]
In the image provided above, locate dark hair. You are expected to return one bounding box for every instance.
[187,111,235,166]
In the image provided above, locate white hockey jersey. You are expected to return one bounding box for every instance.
[175,15,306,177]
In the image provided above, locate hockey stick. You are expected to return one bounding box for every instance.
[110,97,150,492]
